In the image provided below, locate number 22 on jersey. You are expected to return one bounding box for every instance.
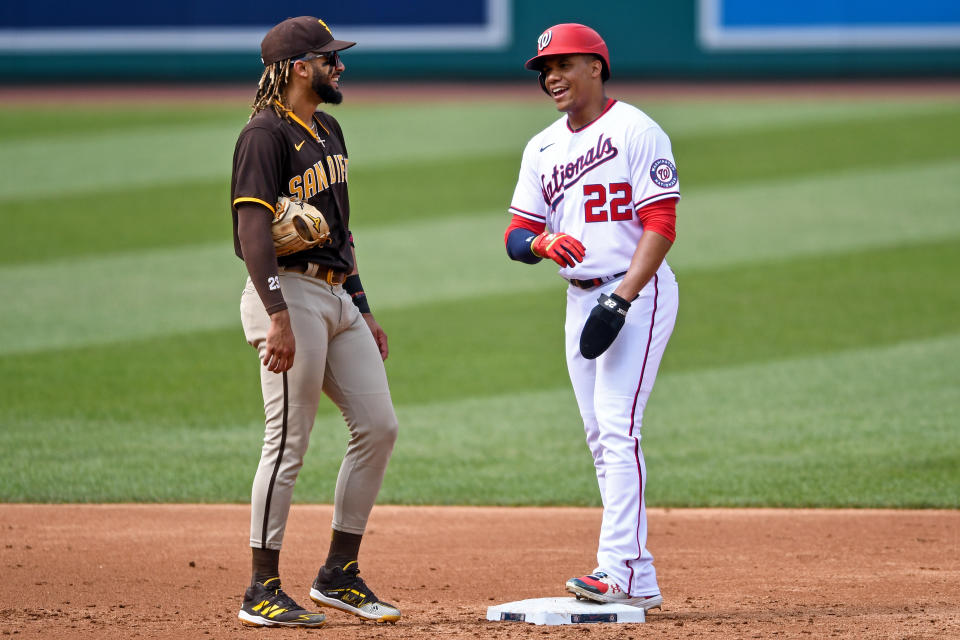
[583,183,633,223]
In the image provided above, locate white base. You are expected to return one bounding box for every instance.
[486,597,646,625]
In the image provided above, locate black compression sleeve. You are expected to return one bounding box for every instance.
[237,206,287,314]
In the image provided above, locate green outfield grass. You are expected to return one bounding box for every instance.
[1,89,957,507]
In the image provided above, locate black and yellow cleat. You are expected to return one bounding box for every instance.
[309,561,401,623]
[238,577,327,628]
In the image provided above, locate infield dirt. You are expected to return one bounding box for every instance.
[2,505,957,639]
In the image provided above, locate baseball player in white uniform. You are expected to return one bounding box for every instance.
[504,23,680,611]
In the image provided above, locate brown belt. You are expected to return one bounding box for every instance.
[281,262,347,285]
[567,271,628,290]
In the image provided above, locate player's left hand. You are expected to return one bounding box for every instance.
[580,293,631,359]
[531,232,586,268]
[363,314,389,360]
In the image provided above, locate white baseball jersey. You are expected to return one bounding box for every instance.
[508,97,681,598]
[509,99,680,278]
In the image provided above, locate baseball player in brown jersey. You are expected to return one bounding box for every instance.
[231,16,400,628]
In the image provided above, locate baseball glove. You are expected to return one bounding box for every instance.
[272,196,331,256]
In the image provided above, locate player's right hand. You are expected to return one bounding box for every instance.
[531,232,586,268]
[264,309,296,373]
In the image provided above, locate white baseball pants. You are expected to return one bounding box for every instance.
[564,262,678,597]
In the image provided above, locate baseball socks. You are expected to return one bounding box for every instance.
[324,529,363,570]
[251,547,280,585]
[249,529,362,582]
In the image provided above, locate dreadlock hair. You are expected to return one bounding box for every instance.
[251,59,294,119]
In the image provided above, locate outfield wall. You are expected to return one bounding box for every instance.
[1,0,959,81]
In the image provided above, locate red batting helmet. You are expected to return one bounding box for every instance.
[525,23,611,82]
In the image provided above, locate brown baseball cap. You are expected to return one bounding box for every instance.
[260,16,356,65]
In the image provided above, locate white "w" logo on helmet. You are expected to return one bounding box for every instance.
[537,30,553,51]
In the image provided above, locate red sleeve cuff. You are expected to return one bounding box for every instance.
[636,198,677,243]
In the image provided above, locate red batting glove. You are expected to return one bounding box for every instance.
[531,232,586,268]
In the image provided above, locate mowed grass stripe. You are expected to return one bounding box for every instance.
[0,179,232,266]
[0,101,548,201]
[632,97,960,137]
[644,332,960,508]
[1,244,247,355]
[0,290,565,426]
[672,108,960,188]
[384,237,960,403]
[2,104,957,266]
[3,155,958,268]
[2,101,957,204]
[0,95,956,141]
[670,236,960,371]
[0,104,242,141]
[2,210,958,356]
[386,333,960,506]
[3,237,958,422]
[0,327,264,426]
[0,150,519,264]
[0,94,951,158]
[0,416,265,503]
[672,159,960,270]
[0,223,558,355]
[3,333,956,505]
[0,123,242,200]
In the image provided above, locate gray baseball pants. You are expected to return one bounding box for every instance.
[240,272,398,550]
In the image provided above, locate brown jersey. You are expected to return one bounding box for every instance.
[231,103,354,272]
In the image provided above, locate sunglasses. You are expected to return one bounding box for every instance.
[295,51,341,67]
